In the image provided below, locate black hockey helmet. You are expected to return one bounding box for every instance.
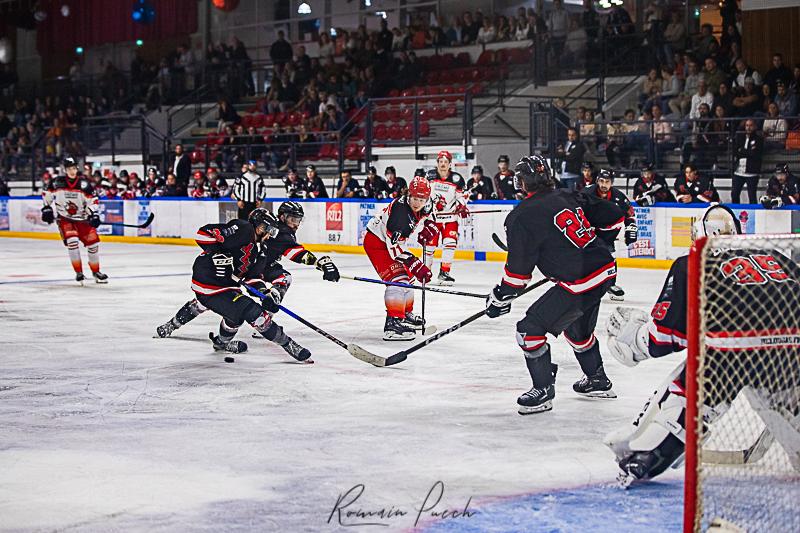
[63,157,78,169]
[367,165,377,175]
[414,168,426,178]
[385,165,396,175]
[775,163,789,175]
[597,168,615,182]
[498,154,510,164]
[471,165,483,174]
[278,200,305,220]
[641,161,654,173]
[248,208,280,239]
[581,161,594,170]
[513,155,554,193]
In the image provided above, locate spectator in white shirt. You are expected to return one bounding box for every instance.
[689,80,715,119]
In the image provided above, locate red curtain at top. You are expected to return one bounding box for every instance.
[36,0,198,56]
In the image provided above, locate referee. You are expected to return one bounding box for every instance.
[232,160,266,219]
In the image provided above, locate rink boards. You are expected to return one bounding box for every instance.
[2,196,798,267]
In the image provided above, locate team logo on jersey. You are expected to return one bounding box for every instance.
[65,200,79,216]
[238,243,254,276]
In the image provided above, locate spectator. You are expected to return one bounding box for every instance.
[171,143,191,193]
[693,23,719,62]
[575,161,596,192]
[763,53,792,94]
[318,33,335,59]
[669,60,703,116]
[461,12,480,45]
[335,169,361,198]
[363,166,390,199]
[575,106,597,146]
[384,166,407,198]
[563,16,588,67]
[682,103,714,168]
[731,58,762,91]
[732,118,764,204]
[496,15,511,42]
[466,165,494,200]
[216,99,240,132]
[723,41,743,75]
[708,104,732,157]
[756,82,774,116]
[703,58,726,96]
[714,82,734,115]
[760,163,799,208]
[270,31,293,70]
[674,163,719,203]
[378,19,394,52]
[161,173,182,197]
[648,105,675,166]
[305,165,329,198]
[689,80,715,120]
[663,11,686,64]
[790,64,800,96]
[493,154,521,200]
[477,16,496,44]
[555,127,586,191]
[582,0,600,41]
[762,102,788,147]
[547,0,570,62]
[774,82,798,117]
[514,14,530,41]
[731,78,760,116]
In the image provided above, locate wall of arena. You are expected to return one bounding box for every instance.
[2,197,799,269]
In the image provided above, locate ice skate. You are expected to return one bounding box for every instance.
[608,285,625,301]
[436,269,455,286]
[75,272,85,285]
[281,338,313,363]
[383,316,415,341]
[403,312,425,329]
[573,366,617,398]
[156,318,179,338]
[517,384,556,415]
[92,271,109,284]
[209,332,248,353]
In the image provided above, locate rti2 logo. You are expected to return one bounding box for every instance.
[326,202,343,231]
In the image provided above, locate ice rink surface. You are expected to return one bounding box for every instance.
[1,238,683,532]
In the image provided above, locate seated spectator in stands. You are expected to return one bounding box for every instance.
[760,163,799,209]
[663,11,686,65]
[476,16,496,44]
[605,109,639,168]
[774,81,798,117]
[575,161,596,192]
[555,127,586,191]
[575,106,597,147]
[764,53,792,94]
[674,163,719,203]
[321,105,345,137]
[466,165,494,200]
[713,82,734,115]
[646,65,682,114]
[461,12,479,44]
[669,60,703,117]
[703,58,726,96]
[763,103,789,148]
[633,162,675,206]
[790,64,800,96]
[335,169,360,198]
[689,79,715,120]
[363,166,391,199]
[318,33,335,59]
[648,105,676,165]
[682,103,714,168]
[514,14,530,41]
[496,15,512,42]
[189,170,209,198]
[216,99,240,133]
[754,82,774,117]
[732,118,764,204]
[731,77,761,116]
[526,12,548,40]
[563,17,588,68]
[731,58,762,92]
[305,165,329,198]
[693,24,719,63]
[707,104,732,157]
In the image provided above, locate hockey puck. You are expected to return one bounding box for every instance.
[224,356,235,363]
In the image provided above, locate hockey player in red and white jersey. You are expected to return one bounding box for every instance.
[364,175,436,340]
[41,157,108,285]
[425,151,469,285]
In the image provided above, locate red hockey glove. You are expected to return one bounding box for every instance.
[417,219,439,246]
[397,252,432,284]
[434,196,447,212]
[454,203,470,219]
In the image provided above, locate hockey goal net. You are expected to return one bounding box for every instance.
[685,234,800,533]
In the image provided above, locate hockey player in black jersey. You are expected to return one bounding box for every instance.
[632,162,675,206]
[674,163,720,203]
[760,163,799,209]
[485,155,626,414]
[586,169,638,301]
[155,208,314,362]
[604,204,800,485]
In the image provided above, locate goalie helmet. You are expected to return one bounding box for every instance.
[513,155,554,193]
[691,203,742,241]
[248,208,280,239]
[278,201,304,220]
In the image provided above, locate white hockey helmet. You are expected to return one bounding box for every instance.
[691,203,741,241]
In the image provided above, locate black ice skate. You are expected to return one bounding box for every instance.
[608,285,625,301]
[156,318,179,338]
[281,338,313,363]
[209,332,248,353]
[573,365,617,398]
[75,272,85,285]
[437,269,455,285]
[517,363,558,415]
[383,316,415,341]
[403,312,425,328]
[92,271,109,284]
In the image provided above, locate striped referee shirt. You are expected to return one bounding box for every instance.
[232,171,267,203]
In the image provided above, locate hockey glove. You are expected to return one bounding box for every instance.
[397,252,432,284]
[41,205,54,224]
[454,203,470,219]
[434,196,447,212]
[624,223,638,245]
[760,196,783,209]
[417,219,439,246]
[634,194,651,207]
[606,307,650,367]
[258,283,283,313]
[316,255,340,282]
[485,284,517,318]
[88,213,102,228]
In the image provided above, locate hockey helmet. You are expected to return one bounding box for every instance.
[691,203,741,241]
[437,150,452,162]
[119,169,129,178]
[471,165,483,175]
[498,154,510,164]
[413,168,426,178]
[513,155,554,193]
[581,161,594,170]
[248,208,280,240]
[641,161,654,173]
[775,163,789,176]
[367,165,378,175]
[278,200,305,220]
[408,175,432,199]
[63,157,78,169]
[193,170,204,180]
[384,166,396,175]
[129,172,139,181]
[597,168,615,182]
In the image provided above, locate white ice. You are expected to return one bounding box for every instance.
[0,238,683,532]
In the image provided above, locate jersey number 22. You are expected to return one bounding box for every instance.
[554,207,596,248]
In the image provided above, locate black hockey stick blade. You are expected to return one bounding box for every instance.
[492,233,508,251]
[101,212,155,229]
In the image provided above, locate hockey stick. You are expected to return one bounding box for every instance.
[438,209,510,216]
[241,282,362,356]
[422,244,427,332]
[348,278,548,367]
[491,232,508,251]
[340,275,487,299]
[100,212,155,229]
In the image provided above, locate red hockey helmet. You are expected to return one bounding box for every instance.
[437,150,452,162]
[193,170,204,180]
[408,175,431,199]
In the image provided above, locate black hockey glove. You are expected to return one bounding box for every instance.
[259,284,283,313]
[316,255,340,282]
[760,195,783,209]
[486,284,517,318]
[41,205,54,224]
[624,223,638,245]
[88,213,102,228]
